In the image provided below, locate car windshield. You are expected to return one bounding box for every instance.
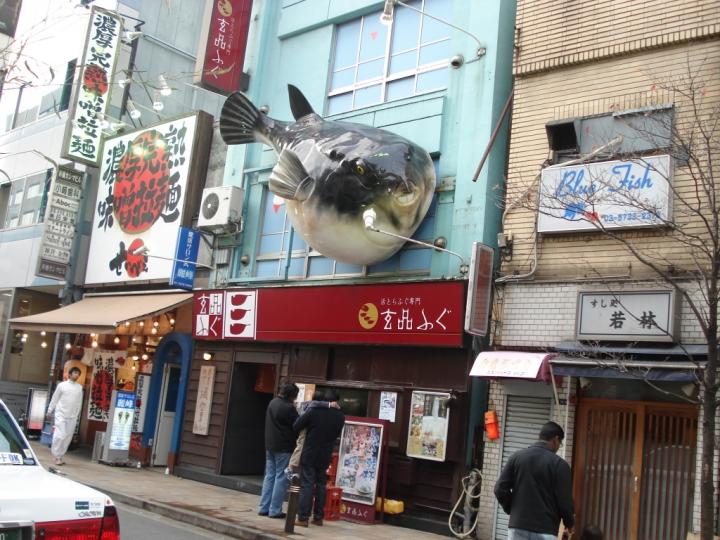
[0,406,36,465]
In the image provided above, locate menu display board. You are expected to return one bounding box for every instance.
[406,391,450,462]
[336,419,384,506]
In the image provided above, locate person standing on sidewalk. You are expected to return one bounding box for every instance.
[46,367,83,466]
[258,381,299,519]
[293,389,345,528]
[494,421,575,540]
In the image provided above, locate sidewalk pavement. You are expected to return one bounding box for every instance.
[31,442,450,540]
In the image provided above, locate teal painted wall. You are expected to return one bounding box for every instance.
[223,0,516,283]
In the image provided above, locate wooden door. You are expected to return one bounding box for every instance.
[574,399,697,540]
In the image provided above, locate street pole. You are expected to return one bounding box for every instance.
[284,473,301,533]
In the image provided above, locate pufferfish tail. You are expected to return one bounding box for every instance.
[219,92,268,145]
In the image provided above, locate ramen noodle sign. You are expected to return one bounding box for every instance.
[62,7,122,166]
[86,113,212,285]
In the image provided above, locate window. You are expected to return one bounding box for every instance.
[328,0,451,115]
[3,171,51,229]
[546,105,675,164]
[254,167,439,279]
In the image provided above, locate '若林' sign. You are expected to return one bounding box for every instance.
[85,112,213,285]
[62,7,123,166]
[538,155,672,233]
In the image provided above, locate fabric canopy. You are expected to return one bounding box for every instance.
[550,356,704,382]
[9,292,192,334]
[470,351,554,381]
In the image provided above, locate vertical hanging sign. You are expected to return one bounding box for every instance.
[36,166,84,280]
[62,7,123,166]
[200,0,252,94]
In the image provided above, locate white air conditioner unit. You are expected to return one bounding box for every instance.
[197,186,244,231]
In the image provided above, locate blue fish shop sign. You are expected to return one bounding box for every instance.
[538,155,672,233]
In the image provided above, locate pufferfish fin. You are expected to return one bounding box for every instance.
[219,92,267,145]
[288,84,316,120]
[269,148,315,202]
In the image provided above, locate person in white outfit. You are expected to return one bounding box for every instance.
[46,367,83,465]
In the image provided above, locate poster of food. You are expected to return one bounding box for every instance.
[406,391,450,462]
[379,391,397,422]
[87,351,117,421]
[109,391,135,451]
[335,420,383,505]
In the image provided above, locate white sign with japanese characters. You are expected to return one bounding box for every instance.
[62,8,122,165]
[576,290,676,342]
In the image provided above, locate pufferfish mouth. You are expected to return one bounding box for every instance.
[392,182,420,207]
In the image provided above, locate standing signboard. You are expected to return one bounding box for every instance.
[61,7,123,166]
[335,416,388,524]
[36,166,84,280]
[85,112,212,285]
[100,390,134,464]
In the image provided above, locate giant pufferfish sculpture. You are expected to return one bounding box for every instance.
[219,85,435,265]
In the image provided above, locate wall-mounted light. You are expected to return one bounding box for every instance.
[158,74,172,96]
[123,30,142,41]
[152,92,164,112]
[141,353,149,361]
[169,318,175,325]
[125,321,131,327]
[127,99,141,120]
[40,330,46,336]
[91,340,98,348]
[41,341,47,348]
[202,352,214,361]
[151,327,158,335]
[114,336,120,344]
[153,321,159,328]
[138,321,144,327]
[65,342,72,350]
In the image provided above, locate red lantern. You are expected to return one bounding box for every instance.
[485,410,500,440]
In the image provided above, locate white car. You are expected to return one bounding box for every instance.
[0,398,120,539]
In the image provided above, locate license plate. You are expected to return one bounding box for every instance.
[0,529,23,540]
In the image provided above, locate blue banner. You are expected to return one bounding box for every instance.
[170,227,200,290]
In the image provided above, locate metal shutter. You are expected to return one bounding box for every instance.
[494,395,553,540]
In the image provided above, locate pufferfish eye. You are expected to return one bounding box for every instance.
[355,164,365,175]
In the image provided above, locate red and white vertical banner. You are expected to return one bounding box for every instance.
[200,0,253,94]
[62,7,123,166]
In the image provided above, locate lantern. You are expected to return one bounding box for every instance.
[485,410,500,440]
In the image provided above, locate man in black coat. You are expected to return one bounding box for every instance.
[494,421,575,539]
[293,389,345,527]
[258,381,299,518]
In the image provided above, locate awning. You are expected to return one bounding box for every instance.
[470,351,555,381]
[9,292,192,334]
[550,356,704,382]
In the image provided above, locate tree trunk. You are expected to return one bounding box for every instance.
[700,322,718,540]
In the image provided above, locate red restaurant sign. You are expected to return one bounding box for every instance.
[201,0,253,94]
[193,281,466,347]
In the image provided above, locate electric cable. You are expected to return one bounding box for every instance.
[448,468,483,538]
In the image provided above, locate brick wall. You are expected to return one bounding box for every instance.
[502,41,720,282]
[495,279,706,348]
[476,379,576,539]
[514,0,720,75]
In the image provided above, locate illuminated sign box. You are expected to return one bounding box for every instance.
[538,155,672,233]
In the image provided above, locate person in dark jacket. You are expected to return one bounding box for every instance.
[293,389,345,527]
[258,381,299,518]
[494,421,575,539]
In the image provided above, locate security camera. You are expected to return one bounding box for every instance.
[450,54,465,69]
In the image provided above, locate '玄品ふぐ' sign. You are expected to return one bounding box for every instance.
[62,8,123,166]
[85,113,212,285]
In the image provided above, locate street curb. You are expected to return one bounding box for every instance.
[86,484,291,540]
